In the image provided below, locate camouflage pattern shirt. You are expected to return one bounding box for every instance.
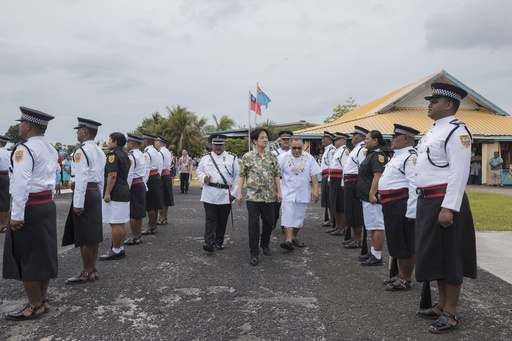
[239,149,281,202]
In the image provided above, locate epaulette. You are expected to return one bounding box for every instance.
[408,148,418,155]
[10,140,34,171]
[227,152,236,157]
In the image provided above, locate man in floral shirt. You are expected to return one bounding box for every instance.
[237,128,282,266]
[178,149,193,194]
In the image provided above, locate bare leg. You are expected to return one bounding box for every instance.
[111,223,127,248]
[397,256,415,281]
[433,281,460,328]
[158,207,169,222]
[285,227,294,243]
[371,230,386,251]
[0,210,9,228]
[353,226,363,241]
[21,281,45,316]
[148,210,158,229]
[129,218,142,239]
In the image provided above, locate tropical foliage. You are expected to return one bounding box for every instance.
[324,97,359,123]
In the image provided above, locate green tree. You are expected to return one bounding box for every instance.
[256,119,278,141]
[133,112,165,136]
[4,124,23,145]
[212,114,235,131]
[324,97,359,124]
[225,138,249,157]
[162,105,202,154]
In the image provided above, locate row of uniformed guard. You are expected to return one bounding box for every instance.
[0,109,175,321]
[318,82,477,334]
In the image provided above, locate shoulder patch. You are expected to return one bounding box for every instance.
[144,155,148,161]
[460,135,471,148]
[130,159,133,167]
[411,157,417,166]
[378,155,385,163]
[15,150,23,163]
[363,151,367,157]
[108,154,115,163]
[345,150,350,156]
[74,152,82,163]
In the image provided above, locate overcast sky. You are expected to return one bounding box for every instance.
[1,0,511,146]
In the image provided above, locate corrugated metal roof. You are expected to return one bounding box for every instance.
[297,70,511,137]
[298,108,512,137]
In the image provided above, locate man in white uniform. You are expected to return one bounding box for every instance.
[279,136,321,250]
[156,135,174,225]
[197,134,239,252]
[320,131,336,227]
[327,133,350,236]
[141,132,164,235]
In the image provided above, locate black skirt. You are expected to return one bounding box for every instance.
[62,188,103,247]
[0,176,9,211]
[161,174,175,207]
[130,182,147,219]
[3,201,58,281]
[146,174,164,211]
[382,197,415,258]
[329,177,345,213]
[415,192,477,285]
[344,180,364,227]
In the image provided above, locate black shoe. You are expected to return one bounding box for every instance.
[360,254,383,266]
[358,253,371,261]
[99,250,125,261]
[262,247,271,256]
[249,256,259,266]
[215,244,225,250]
[65,270,95,285]
[203,243,215,252]
[6,303,45,321]
[322,221,332,227]
[180,191,184,194]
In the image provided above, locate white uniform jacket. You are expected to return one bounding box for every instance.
[415,115,472,212]
[344,141,366,175]
[320,144,336,180]
[278,151,321,203]
[0,146,10,179]
[158,147,172,175]
[331,145,350,186]
[10,136,57,220]
[143,145,162,183]
[71,140,105,208]
[378,147,418,219]
[197,151,239,205]
[127,149,147,189]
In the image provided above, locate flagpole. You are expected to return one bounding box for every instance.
[248,90,251,151]
[255,82,259,127]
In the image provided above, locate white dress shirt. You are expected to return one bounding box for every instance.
[143,145,162,183]
[71,140,106,208]
[344,141,367,175]
[127,149,147,189]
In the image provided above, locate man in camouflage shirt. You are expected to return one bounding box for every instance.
[237,128,282,266]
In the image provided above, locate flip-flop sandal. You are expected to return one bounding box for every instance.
[292,239,305,247]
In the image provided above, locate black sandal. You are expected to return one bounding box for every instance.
[161,218,168,225]
[124,236,143,245]
[417,303,443,320]
[385,276,412,291]
[0,226,7,233]
[429,311,458,334]
[280,241,294,251]
[331,229,345,236]
[141,228,157,235]
[65,270,96,285]
[344,240,362,249]
[156,219,163,225]
[42,297,50,313]
[6,302,45,321]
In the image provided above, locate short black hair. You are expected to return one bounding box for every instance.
[447,98,460,113]
[29,122,47,134]
[86,127,98,138]
[110,132,126,148]
[251,128,268,144]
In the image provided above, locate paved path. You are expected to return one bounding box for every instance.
[1,188,511,340]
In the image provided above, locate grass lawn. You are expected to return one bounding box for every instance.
[466,191,512,231]
[174,174,511,231]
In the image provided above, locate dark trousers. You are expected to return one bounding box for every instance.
[204,202,231,245]
[273,202,281,228]
[180,172,190,192]
[246,201,274,257]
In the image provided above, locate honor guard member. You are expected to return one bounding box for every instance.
[415,83,477,334]
[62,118,105,284]
[356,130,387,266]
[0,135,10,233]
[99,132,131,260]
[320,131,336,227]
[141,132,164,235]
[3,107,57,320]
[343,126,368,249]
[197,134,239,252]
[278,136,321,251]
[378,124,419,290]
[272,130,293,233]
[156,135,175,226]
[124,133,146,246]
[327,133,350,236]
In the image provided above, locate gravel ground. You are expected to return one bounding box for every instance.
[1,187,511,340]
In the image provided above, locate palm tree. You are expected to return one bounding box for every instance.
[163,105,202,153]
[257,119,278,140]
[212,114,235,131]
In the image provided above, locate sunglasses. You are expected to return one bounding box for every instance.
[292,147,302,150]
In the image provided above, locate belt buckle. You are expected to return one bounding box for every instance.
[376,193,382,201]
[415,188,425,197]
